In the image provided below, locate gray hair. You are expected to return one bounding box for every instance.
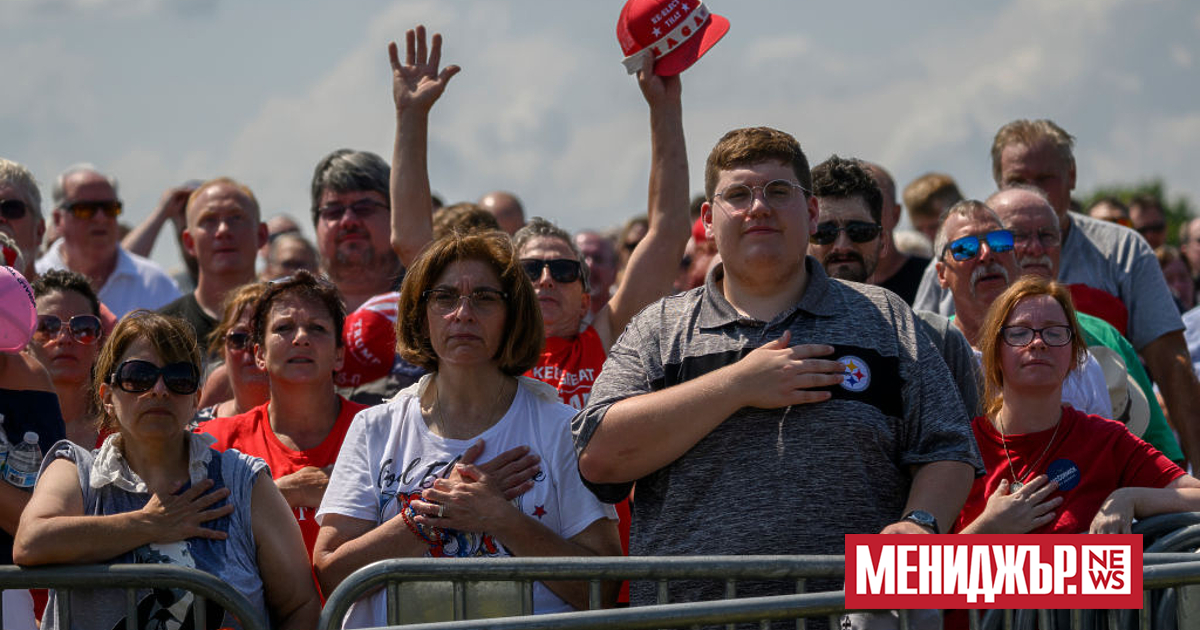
[51,163,119,208]
[933,199,1004,259]
[986,185,1059,236]
[0,158,43,223]
[512,216,591,292]
[309,149,390,227]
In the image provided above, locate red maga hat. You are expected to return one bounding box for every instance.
[617,0,729,76]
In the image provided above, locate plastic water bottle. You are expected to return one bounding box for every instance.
[4,432,41,489]
[0,414,9,471]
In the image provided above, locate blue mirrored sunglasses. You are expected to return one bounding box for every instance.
[945,230,1015,262]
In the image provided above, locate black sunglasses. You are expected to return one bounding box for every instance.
[34,314,102,345]
[520,258,582,284]
[109,359,200,395]
[1,199,29,220]
[810,221,882,245]
[64,200,123,220]
[225,331,252,351]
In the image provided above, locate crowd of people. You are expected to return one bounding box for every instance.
[3,10,1200,630]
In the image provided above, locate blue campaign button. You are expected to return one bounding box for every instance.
[1045,458,1081,492]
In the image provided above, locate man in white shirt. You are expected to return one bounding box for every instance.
[36,165,179,318]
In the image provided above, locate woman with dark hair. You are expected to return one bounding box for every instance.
[14,310,318,629]
[195,282,270,422]
[199,270,366,570]
[955,277,1200,534]
[29,269,105,448]
[313,231,620,626]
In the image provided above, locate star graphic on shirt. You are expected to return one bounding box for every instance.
[533,505,547,519]
[652,27,661,37]
[843,360,862,385]
[682,3,690,11]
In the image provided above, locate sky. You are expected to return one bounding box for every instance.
[3,0,1199,272]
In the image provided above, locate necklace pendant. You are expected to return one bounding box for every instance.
[1010,481,1024,492]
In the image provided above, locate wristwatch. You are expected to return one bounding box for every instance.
[901,509,939,534]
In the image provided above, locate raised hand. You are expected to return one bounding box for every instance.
[731,331,846,409]
[388,24,461,115]
[636,61,681,109]
[137,479,235,543]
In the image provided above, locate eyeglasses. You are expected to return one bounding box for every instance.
[317,200,388,222]
[64,200,122,219]
[225,331,252,351]
[423,287,508,316]
[1136,223,1166,235]
[34,314,102,345]
[1009,228,1061,249]
[1,199,29,220]
[810,221,882,245]
[712,180,809,212]
[109,359,200,395]
[944,230,1015,262]
[520,259,583,284]
[1001,325,1074,347]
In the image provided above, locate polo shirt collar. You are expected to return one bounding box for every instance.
[698,256,842,329]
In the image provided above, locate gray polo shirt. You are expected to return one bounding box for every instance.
[573,259,982,605]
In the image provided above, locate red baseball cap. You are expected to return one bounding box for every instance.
[618,0,729,76]
[336,291,399,388]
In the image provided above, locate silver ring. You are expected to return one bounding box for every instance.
[437,504,445,518]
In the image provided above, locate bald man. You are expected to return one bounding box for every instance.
[478,190,526,236]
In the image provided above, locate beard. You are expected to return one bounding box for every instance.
[328,240,399,283]
[822,251,871,283]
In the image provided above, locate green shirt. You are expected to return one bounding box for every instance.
[1077,311,1184,463]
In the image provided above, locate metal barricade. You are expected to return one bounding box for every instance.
[318,555,847,630]
[318,553,1200,630]
[0,564,269,630]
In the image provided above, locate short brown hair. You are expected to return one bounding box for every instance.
[990,119,1075,186]
[207,281,269,356]
[251,270,346,347]
[703,127,811,201]
[396,231,543,375]
[432,202,501,241]
[903,173,963,222]
[978,276,1088,419]
[93,311,202,432]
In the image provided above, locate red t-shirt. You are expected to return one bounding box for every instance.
[955,406,1182,534]
[527,325,607,410]
[198,396,367,557]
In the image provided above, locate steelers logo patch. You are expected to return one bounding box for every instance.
[838,355,870,392]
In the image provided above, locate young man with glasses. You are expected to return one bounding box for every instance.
[36,165,180,317]
[573,125,982,612]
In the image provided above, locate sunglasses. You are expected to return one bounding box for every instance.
[944,230,1015,262]
[317,200,387,222]
[34,314,102,345]
[1136,222,1166,235]
[1,199,29,220]
[109,359,200,395]
[64,200,123,220]
[810,221,881,245]
[520,258,582,284]
[225,331,252,351]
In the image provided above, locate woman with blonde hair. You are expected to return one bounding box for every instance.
[955,277,1200,534]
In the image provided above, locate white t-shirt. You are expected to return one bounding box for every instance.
[317,375,616,627]
[36,241,180,317]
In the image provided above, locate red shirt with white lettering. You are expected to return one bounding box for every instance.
[527,325,607,410]
[198,397,367,558]
[955,406,1182,534]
